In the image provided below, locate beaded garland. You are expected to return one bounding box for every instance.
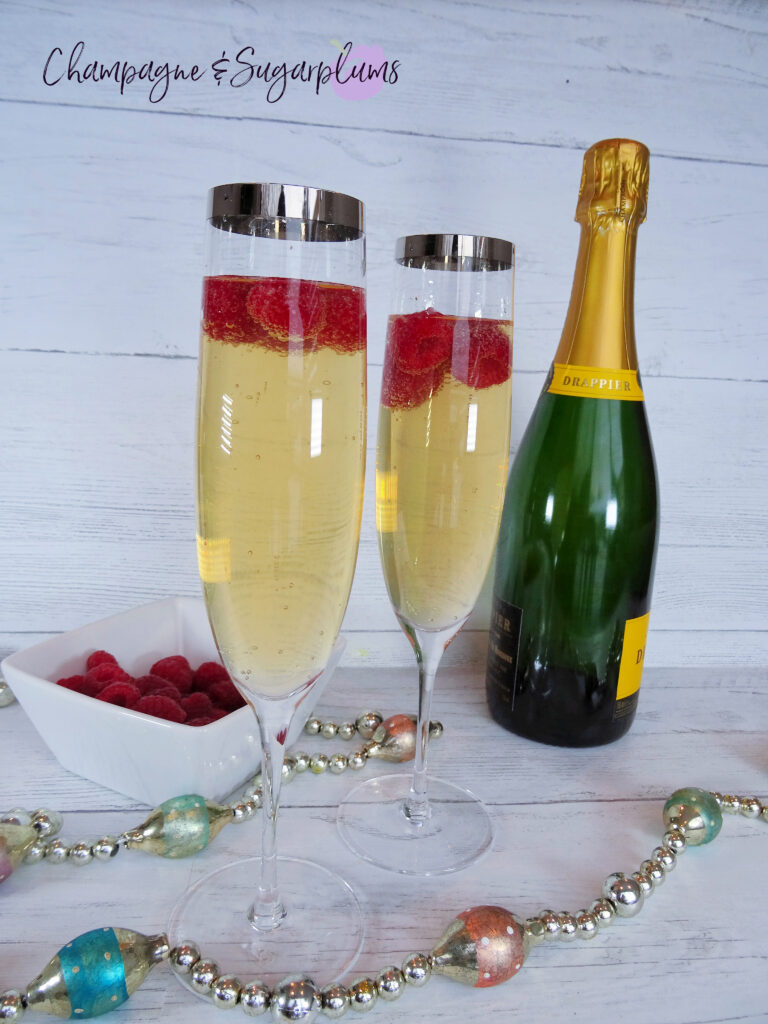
[0,675,766,1021]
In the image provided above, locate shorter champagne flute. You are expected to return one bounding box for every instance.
[338,233,514,874]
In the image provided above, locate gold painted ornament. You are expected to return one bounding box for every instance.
[0,823,38,883]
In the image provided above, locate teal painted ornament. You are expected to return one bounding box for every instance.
[24,928,169,1018]
[123,795,232,858]
[663,787,723,846]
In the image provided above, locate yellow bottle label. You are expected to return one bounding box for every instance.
[616,611,650,700]
[548,363,644,401]
[196,535,231,583]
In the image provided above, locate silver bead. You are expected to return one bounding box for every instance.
[320,984,350,1018]
[190,958,219,995]
[721,794,740,814]
[640,858,666,887]
[170,943,200,975]
[348,751,367,770]
[739,797,762,819]
[304,718,322,736]
[250,791,263,810]
[402,953,431,986]
[212,975,242,1009]
[653,846,676,872]
[44,839,69,863]
[22,840,47,865]
[590,897,616,926]
[375,967,404,1001]
[270,975,319,1022]
[282,757,297,783]
[0,990,25,1021]
[0,676,17,707]
[603,873,644,917]
[232,802,254,824]
[338,722,356,741]
[309,754,329,774]
[31,810,63,838]
[428,720,444,739]
[240,980,271,1017]
[293,753,310,773]
[92,836,119,861]
[762,804,768,824]
[68,841,93,866]
[320,721,337,739]
[663,828,687,854]
[524,918,546,945]
[631,871,654,898]
[575,910,598,939]
[328,753,348,775]
[557,912,577,941]
[539,909,561,940]
[355,711,382,740]
[348,978,377,1013]
[1,809,31,827]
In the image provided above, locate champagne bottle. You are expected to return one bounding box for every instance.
[486,138,659,747]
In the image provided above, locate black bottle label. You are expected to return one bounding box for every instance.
[486,595,523,705]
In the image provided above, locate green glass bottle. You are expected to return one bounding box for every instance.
[486,138,659,746]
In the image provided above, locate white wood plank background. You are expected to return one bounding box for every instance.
[1,0,766,668]
[1,2,767,1019]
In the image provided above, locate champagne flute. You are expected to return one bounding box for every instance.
[338,233,513,875]
[169,183,367,984]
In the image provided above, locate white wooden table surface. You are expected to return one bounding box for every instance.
[1,663,766,1022]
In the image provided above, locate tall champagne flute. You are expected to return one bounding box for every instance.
[338,233,513,874]
[169,184,367,984]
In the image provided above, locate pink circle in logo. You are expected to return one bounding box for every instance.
[333,44,387,101]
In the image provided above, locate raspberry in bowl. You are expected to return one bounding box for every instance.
[1,597,344,805]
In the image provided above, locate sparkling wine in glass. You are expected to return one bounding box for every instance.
[338,233,514,875]
[169,183,367,984]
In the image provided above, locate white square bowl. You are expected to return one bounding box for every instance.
[1,597,345,807]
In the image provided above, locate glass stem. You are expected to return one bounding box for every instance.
[247,696,292,931]
[403,623,460,826]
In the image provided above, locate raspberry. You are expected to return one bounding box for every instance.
[316,284,366,353]
[192,661,230,691]
[389,310,454,372]
[149,656,193,694]
[98,682,141,708]
[209,708,229,721]
[85,650,118,671]
[85,663,132,692]
[451,319,511,389]
[134,695,187,724]
[380,310,454,409]
[381,358,447,410]
[246,277,324,350]
[181,692,214,718]
[202,276,266,344]
[134,674,170,695]
[56,675,102,698]
[186,716,217,727]
[146,684,182,701]
[208,679,246,711]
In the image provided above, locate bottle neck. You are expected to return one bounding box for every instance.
[554,214,639,371]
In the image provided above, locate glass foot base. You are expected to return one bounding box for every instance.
[337,774,493,875]
[168,856,364,993]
